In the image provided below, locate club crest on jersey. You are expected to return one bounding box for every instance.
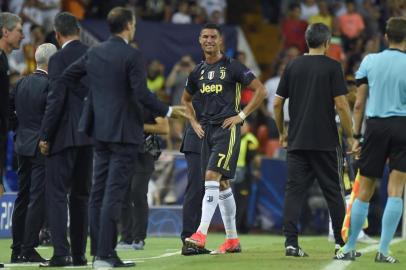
[208,71,215,80]
[220,68,226,80]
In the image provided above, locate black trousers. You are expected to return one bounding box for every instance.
[181,152,204,242]
[46,146,92,257]
[234,185,251,232]
[11,154,45,254]
[89,141,138,257]
[120,152,154,243]
[0,132,6,183]
[283,149,346,247]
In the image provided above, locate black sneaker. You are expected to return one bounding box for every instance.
[334,245,361,257]
[181,245,211,256]
[20,249,47,263]
[39,228,52,246]
[333,249,355,261]
[285,246,309,257]
[10,251,21,263]
[375,252,399,263]
[93,254,135,268]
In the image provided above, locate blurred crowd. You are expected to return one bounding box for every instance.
[1,0,405,155]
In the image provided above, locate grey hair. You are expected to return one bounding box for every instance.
[0,12,22,39]
[35,43,57,66]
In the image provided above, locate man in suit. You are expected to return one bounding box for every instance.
[9,43,57,263]
[39,7,186,268]
[38,12,93,267]
[0,12,24,199]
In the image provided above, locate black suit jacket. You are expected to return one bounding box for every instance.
[60,36,169,145]
[40,40,92,154]
[9,70,49,157]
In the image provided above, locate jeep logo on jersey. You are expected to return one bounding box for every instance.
[208,71,215,80]
[200,83,223,94]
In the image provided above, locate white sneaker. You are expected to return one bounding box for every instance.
[357,234,378,244]
[132,240,145,250]
[115,241,133,250]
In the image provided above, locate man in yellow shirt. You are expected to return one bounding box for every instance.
[308,1,333,30]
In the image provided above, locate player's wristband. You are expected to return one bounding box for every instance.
[353,133,362,139]
[238,111,247,120]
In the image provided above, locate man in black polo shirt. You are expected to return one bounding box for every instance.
[274,23,354,257]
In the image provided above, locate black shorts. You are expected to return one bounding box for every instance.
[359,117,406,178]
[201,123,241,179]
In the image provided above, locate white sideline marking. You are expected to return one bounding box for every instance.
[322,238,403,270]
[132,250,180,260]
[3,251,180,268]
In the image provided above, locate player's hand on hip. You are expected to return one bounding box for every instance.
[170,106,188,119]
[222,115,243,130]
[191,119,205,138]
[39,140,50,156]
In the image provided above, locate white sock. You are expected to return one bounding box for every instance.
[197,181,220,235]
[219,187,238,239]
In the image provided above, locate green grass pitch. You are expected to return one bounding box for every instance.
[0,234,405,269]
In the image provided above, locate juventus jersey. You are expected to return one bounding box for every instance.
[186,56,255,125]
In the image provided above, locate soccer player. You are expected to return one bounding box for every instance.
[274,23,354,257]
[182,23,267,254]
[335,17,406,263]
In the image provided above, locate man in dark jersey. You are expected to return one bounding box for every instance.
[182,23,267,254]
[118,105,169,250]
[180,93,211,256]
[0,12,23,269]
[274,23,354,257]
[0,12,24,198]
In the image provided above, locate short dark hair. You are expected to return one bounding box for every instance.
[107,7,134,34]
[386,17,406,43]
[201,23,222,35]
[54,12,79,36]
[305,23,331,48]
[288,3,300,11]
[30,24,45,34]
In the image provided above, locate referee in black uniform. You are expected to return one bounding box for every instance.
[273,23,354,257]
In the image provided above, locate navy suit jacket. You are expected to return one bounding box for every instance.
[10,70,48,157]
[40,40,92,154]
[60,36,169,145]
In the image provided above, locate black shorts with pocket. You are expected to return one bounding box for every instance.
[359,116,406,178]
[201,123,241,179]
